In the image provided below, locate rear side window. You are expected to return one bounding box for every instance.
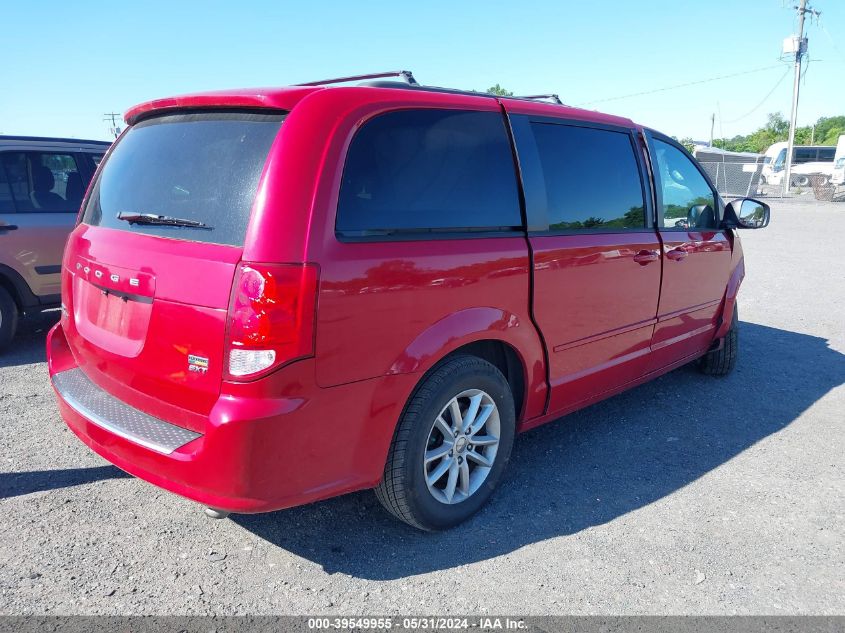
[530,123,645,231]
[794,147,816,163]
[336,109,521,236]
[0,156,13,212]
[0,152,83,213]
[82,111,284,246]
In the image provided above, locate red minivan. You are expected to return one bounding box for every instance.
[47,72,769,530]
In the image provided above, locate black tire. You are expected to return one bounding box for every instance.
[699,303,738,376]
[0,286,19,352]
[375,355,516,531]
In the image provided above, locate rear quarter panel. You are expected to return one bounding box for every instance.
[314,238,543,402]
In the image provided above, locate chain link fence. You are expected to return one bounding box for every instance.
[697,160,843,202]
[697,160,764,198]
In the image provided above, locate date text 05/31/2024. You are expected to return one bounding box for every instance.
[306,617,527,630]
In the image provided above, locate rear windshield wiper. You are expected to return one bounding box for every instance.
[116,211,212,229]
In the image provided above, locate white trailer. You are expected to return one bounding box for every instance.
[831,135,845,186]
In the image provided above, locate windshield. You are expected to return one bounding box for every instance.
[81,111,284,246]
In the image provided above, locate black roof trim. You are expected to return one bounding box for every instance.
[299,70,569,108]
[358,80,499,100]
[516,94,564,105]
[355,81,571,108]
[299,70,419,86]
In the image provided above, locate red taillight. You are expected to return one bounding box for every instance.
[224,262,319,380]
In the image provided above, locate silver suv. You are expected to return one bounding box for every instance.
[0,136,110,350]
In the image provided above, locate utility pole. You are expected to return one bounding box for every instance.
[783,0,817,194]
[103,112,122,139]
[710,113,715,147]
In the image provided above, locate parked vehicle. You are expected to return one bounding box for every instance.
[760,140,836,186]
[0,136,109,349]
[47,72,770,530]
[831,135,845,187]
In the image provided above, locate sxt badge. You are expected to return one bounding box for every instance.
[188,354,209,374]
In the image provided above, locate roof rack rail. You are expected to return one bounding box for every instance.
[516,94,564,105]
[297,70,419,87]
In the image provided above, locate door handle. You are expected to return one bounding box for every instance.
[633,249,659,265]
[666,247,688,261]
[0,224,18,232]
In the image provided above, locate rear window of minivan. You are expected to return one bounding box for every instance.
[81,111,284,246]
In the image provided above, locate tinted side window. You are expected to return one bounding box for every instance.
[653,139,717,230]
[794,147,816,164]
[0,155,14,213]
[336,109,521,235]
[0,152,83,213]
[818,148,835,161]
[530,123,645,231]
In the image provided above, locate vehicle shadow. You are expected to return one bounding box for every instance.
[0,465,129,500]
[0,312,58,368]
[236,322,845,580]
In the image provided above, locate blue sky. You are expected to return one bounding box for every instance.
[1,0,843,142]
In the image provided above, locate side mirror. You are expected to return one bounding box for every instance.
[687,204,716,229]
[723,198,770,229]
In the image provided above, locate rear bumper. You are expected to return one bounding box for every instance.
[47,321,414,513]
[52,367,202,454]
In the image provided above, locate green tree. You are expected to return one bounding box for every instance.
[486,84,513,97]
[814,116,845,144]
[765,112,789,137]
[794,125,813,145]
[709,111,845,154]
[678,137,696,153]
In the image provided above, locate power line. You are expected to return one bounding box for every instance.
[575,64,784,107]
[721,66,792,125]
[818,19,845,63]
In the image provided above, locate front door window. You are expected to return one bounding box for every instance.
[652,140,717,230]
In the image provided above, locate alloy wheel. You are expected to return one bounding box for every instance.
[423,389,500,505]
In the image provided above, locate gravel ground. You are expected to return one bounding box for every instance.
[1,196,843,615]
